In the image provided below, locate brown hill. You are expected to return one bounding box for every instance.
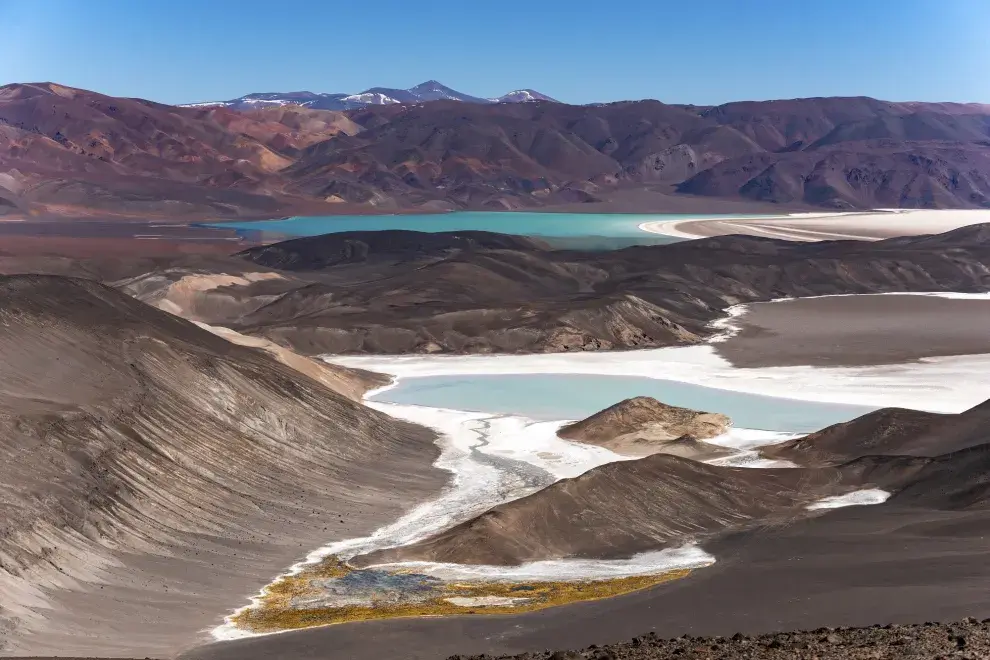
[765,400,990,466]
[260,97,990,210]
[354,454,852,567]
[0,275,444,656]
[19,224,990,357]
[557,396,731,458]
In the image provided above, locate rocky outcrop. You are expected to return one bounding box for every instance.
[558,397,731,458]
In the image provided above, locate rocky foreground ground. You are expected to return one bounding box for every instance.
[453,619,990,659]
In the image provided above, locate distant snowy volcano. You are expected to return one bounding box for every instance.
[491,89,559,103]
[182,81,558,110]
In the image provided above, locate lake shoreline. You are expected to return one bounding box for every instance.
[326,291,990,414]
[194,289,990,651]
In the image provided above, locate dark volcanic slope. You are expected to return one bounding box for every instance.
[0,275,444,657]
[4,82,990,216]
[355,454,853,567]
[237,229,548,270]
[203,224,990,355]
[765,399,990,465]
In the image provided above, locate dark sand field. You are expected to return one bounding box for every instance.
[716,294,990,368]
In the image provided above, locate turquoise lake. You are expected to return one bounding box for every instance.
[371,374,876,433]
[203,212,768,248]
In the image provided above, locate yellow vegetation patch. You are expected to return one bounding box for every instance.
[232,556,692,634]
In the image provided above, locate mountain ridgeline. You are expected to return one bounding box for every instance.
[182,80,560,110]
[211,225,990,355]
[2,82,989,218]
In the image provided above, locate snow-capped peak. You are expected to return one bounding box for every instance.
[341,92,400,105]
[493,89,559,104]
[180,82,560,111]
[179,101,230,108]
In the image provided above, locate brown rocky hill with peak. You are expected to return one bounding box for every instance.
[3,82,989,217]
[557,396,731,458]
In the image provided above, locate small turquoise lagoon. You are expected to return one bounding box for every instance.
[370,373,876,433]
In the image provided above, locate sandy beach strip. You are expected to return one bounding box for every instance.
[639,209,990,241]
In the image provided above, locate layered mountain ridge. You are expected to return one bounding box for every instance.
[3,81,990,218]
[220,225,990,355]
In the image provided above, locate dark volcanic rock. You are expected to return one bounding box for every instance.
[454,619,990,659]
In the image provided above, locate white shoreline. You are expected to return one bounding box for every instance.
[209,395,739,641]
[327,292,990,415]
[638,209,990,242]
[210,290,986,641]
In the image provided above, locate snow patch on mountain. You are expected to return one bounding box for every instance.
[341,92,400,105]
[494,89,559,103]
[180,82,559,110]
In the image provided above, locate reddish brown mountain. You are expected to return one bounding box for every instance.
[2,83,989,218]
[0,82,365,218]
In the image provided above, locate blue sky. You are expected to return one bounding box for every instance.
[1,0,987,105]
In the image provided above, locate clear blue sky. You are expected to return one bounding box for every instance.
[2,0,987,105]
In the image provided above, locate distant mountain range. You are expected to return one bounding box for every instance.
[2,81,989,220]
[181,80,559,110]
